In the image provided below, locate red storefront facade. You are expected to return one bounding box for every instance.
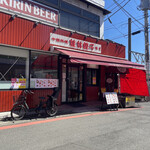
[0,0,148,112]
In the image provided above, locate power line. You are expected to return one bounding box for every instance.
[104,0,131,22]
[113,0,144,28]
[109,28,145,41]
[106,0,120,9]
[109,22,126,36]
[109,0,126,12]
[105,15,146,31]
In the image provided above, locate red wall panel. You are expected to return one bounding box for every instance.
[0,90,61,112]
[0,90,22,112]
[86,86,99,101]
[0,12,125,58]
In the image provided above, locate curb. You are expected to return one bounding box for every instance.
[0,112,11,121]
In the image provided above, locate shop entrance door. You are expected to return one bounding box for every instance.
[67,66,83,102]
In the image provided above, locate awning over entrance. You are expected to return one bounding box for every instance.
[55,48,145,70]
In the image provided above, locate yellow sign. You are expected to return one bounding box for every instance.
[11,78,26,89]
[126,96,135,102]
[125,96,135,107]
[101,88,106,93]
[92,77,96,85]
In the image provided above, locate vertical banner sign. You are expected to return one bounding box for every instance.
[0,0,58,25]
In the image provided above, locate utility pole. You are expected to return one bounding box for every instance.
[144,9,149,79]
[128,18,131,61]
[139,0,150,79]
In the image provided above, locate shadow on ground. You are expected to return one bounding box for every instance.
[0,101,142,123]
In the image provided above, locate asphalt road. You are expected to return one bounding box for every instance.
[0,102,150,150]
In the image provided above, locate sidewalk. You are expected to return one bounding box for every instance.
[0,100,142,122]
[0,100,102,121]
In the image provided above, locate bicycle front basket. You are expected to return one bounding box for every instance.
[13,95,25,104]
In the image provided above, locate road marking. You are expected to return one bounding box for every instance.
[0,107,141,130]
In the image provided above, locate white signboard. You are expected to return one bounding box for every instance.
[50,33,102,54]
[0,0,59,25]
[31,78,58,88]
[86,0,104,8]
[104,92,119,105]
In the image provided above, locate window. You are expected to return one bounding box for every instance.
[60,11,79,31]
[60,2,100,37]
[30,52,58,88]
[87,69,98,86]
[83,10,99,22]
[60,11,100,37]
[61,1,81,14]
[0,48,29,89]
[33,0,59,7]
[0,47,59,89]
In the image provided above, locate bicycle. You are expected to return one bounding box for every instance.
[11,90,33,120]
[11,88,59,120]
[36,87,59,117]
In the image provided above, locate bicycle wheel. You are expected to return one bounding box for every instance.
[46,104,58,117]
[11,105,26,120]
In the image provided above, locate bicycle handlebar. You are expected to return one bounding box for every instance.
[24,90,34,95]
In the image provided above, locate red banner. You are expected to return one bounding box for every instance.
[120,69,149,96]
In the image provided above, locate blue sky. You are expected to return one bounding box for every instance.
[104,0,147,62]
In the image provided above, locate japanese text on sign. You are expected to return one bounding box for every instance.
[50,33,102,54]
[11,78,26,89]
[104,92,119,105]
[31,79,58,88]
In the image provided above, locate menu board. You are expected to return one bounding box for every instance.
[31,79,58,88]
[104,92,119,105]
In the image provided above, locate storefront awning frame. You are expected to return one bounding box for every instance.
[54,47,145,70]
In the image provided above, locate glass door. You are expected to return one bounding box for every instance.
[67,66,83,102]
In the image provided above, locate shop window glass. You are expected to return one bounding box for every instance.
[87,69,92,85]
[0,55,27,89]
[30,52,58,88]
[87,69,98,86]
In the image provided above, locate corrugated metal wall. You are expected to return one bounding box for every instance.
[0,90,22,112]
[0,89,61,112]
[0,13,53,51]
[0,12,125,57]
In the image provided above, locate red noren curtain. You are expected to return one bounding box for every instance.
[120,68,149,96]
